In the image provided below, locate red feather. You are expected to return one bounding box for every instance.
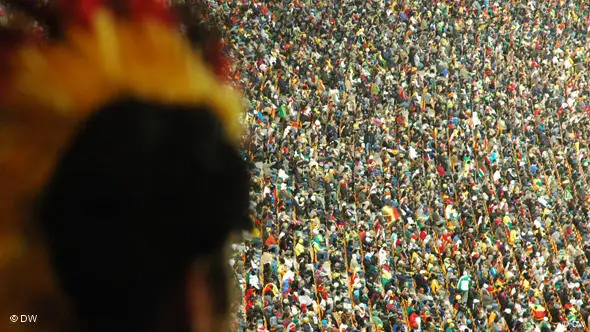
[57,0,174,25]
[127,0,173,24]
[57,0,104,26]
[204,40,231,80]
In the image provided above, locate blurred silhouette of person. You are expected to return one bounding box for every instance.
[0,1,250,332]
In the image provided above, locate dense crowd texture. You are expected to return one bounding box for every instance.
[225,0,590,331]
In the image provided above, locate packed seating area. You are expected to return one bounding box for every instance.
[225,0,586,330]
[206,0,590,331]
[0,0,589,331]
[0,0,588,331]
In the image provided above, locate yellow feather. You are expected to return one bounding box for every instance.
[4,11,243,142]
[94,10,121,77]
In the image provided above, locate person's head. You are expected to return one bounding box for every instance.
[0,1,249,332]
[36,99,250,332]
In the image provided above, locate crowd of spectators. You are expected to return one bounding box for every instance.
[207,0,590,331]
[1,0,589,331]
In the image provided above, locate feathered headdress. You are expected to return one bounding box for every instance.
[0,1,244,330]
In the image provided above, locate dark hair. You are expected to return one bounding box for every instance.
[36,98,251,332]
